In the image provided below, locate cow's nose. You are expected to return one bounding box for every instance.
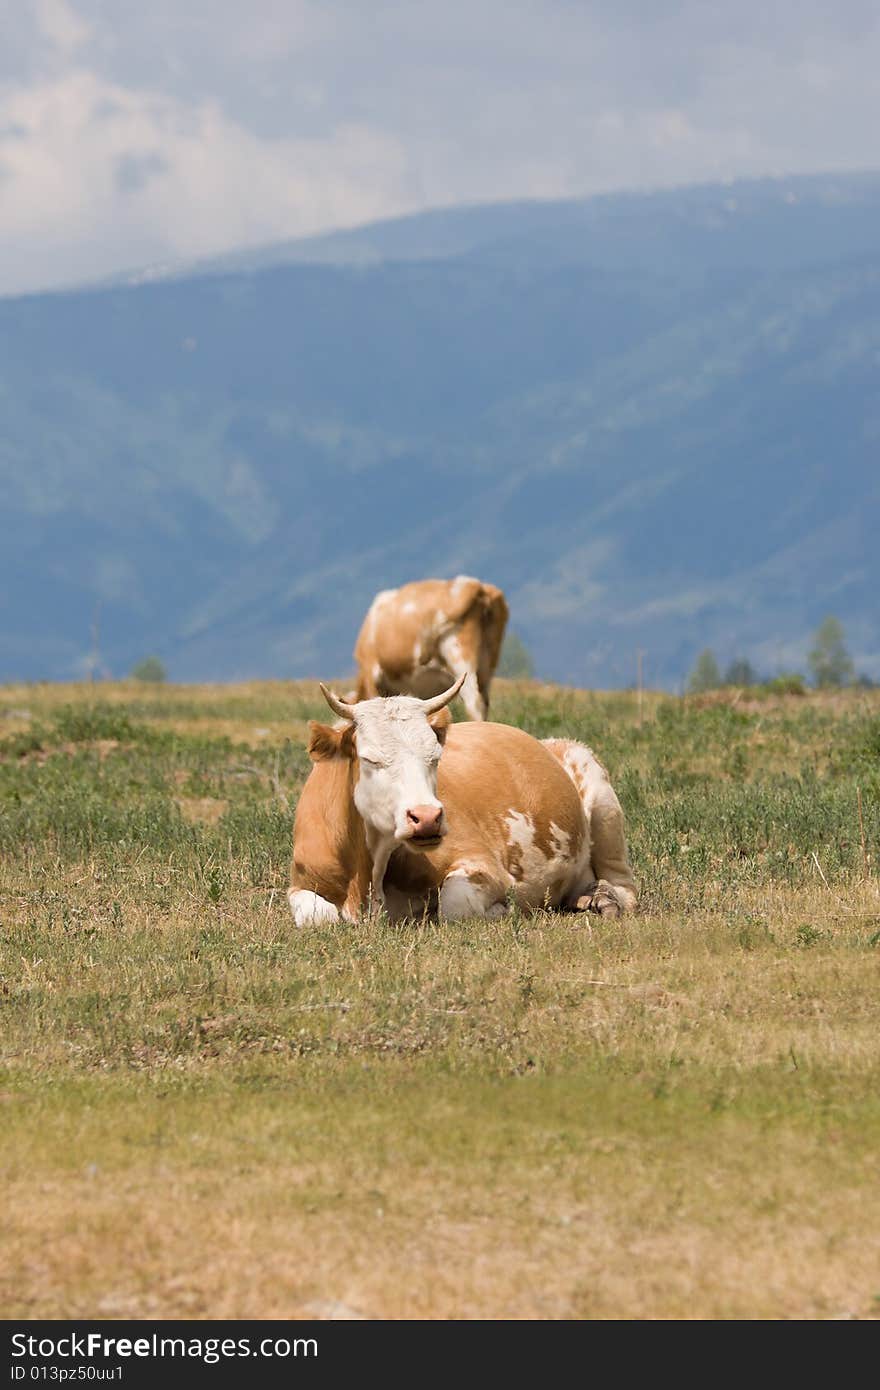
[406,804,443,838]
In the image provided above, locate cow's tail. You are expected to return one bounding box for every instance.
[542,737,638,914]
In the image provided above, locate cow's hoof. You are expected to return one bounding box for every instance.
[575,885,621,919]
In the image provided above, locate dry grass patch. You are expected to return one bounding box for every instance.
[2,1070,879,1320]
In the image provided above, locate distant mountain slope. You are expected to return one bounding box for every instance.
[1,174,878,686]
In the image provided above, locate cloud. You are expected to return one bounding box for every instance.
[1,1,880,292]
[34,0,91,54]
[0,68,412,293]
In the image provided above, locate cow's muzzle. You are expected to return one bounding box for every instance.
[403,804,445,846]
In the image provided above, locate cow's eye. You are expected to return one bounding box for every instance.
[360,756,385,770]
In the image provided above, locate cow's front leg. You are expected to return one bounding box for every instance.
[439,866,507,920]
[288,888,341,927]
[366,834,394,918]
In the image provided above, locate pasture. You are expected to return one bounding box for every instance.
[1,679,879,1320]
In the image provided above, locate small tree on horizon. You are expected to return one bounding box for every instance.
[497,631,535,679]
[807,617,854,688]
[687,648,721,694]
[131,656,167,683]
[724,657,757,686]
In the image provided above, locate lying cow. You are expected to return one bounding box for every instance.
[352,576,509,721]
[288,677,637,926]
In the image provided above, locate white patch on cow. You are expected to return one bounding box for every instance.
[550,745,611,828]
[504,809,533,851]
[401,600,417,615]
[558,742,607,812]
[289,888,340,928]
[504,810,585,908]
[440,868,503,920]
[452,574,478,594]
[504,810,562,884]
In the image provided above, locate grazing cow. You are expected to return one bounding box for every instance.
[288,680,637,927]
[353,576,509,721]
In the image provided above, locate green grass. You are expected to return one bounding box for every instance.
[1,679,879,1319]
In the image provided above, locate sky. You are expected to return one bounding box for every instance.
[1,0,879,296]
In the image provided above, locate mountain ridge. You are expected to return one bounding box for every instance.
[25,167,880,297]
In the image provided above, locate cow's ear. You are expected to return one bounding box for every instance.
[307,721,356,761]
[428,707,452,746]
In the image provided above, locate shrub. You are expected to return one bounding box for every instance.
[763,673,807,697]
[131,656,167,683]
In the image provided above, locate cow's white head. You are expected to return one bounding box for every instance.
[311,675,464,848]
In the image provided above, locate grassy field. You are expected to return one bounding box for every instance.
[1,678,879,1320]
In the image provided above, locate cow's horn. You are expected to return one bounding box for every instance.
[421,672,467,715]
[319,683,356,720]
